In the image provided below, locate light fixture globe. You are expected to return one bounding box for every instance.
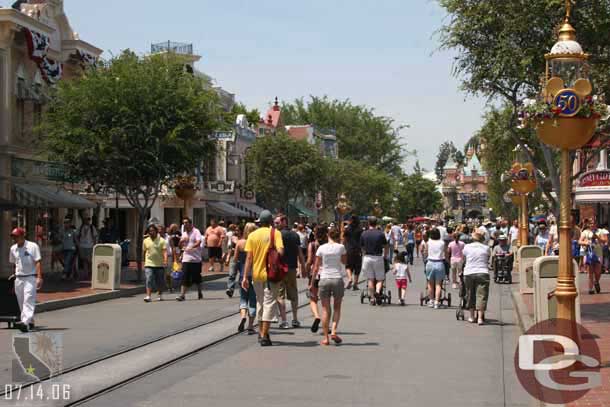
[537,11,598,149]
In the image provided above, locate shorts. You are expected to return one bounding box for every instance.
[207,246,222,259]
[362,255,385,281]
[253,280,281,322]
[395,278,408,289]
[278,268,298,303]
[145,267,165,291]
[182,262,202,287]
[346,250,362,275]
[425,260,445,282]
[451,261,463,275]
[318,278,345,300]
[79,247,93,262]
[464,273,490,311]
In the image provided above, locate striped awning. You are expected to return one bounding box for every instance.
[233,202,267,218]
[13,183,96,209]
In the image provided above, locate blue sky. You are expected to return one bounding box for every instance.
[8,0,488,172]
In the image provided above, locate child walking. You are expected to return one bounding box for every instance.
[393,252,412,306]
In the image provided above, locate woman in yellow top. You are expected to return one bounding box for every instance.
[143,224,168,302]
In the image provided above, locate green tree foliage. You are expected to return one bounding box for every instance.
[476,106,548,219]
[245,133,325,212]
[396,173,444,220]
[42,51,221,274]
[222,102,261,129]
[318,158,395,216]
[280,96,407,176]
[435,141,460,182]
[438,0,610,212]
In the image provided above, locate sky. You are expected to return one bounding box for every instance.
[5,0,488,172]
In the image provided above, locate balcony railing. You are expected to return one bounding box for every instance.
[151,41,193,55]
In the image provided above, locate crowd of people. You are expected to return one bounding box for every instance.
[10,208,607,338]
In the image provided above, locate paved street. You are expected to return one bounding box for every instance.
[0,257,532,407]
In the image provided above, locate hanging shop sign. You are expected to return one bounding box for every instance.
[579,170,610,188]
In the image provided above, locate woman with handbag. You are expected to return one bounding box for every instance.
[581,227,602,295]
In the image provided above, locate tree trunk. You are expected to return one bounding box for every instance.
[135,209,147,282]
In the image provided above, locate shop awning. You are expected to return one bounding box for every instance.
[207,201,250,218]
[575,188,610,204]
[0,198,18,210]
[13,183,96,209]
[289,202,316,218]
[233,202,267,218]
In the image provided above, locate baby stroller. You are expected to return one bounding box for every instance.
[419,261,452,307]
[360,258,392,305]
[493,254,513,284]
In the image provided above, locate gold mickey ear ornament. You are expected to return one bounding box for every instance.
[544,77,565,100]
[573,78,592,97]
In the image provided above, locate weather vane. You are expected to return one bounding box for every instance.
[565,0,572,20]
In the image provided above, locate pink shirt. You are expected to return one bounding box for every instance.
[448,241,465,263]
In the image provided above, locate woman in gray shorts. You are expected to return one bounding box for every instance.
[312,227,347,346]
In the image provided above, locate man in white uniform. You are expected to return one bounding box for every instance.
[9,228,43,332]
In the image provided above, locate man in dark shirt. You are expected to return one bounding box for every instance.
[344,215,363,291]
[277,215,305,328]
[360,216,388,305]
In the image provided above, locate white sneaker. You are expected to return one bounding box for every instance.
[427,300,434,308]
[271,317,279,324]
[157,295,163,302]
[279,321,290,329]
[144,296,151,303]
[292,320,301,328]
[434,301,440,309]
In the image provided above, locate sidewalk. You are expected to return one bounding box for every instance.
[36,262,228,312]
[512,272,610,406]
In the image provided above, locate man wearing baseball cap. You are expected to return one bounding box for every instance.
[8,228,43,332]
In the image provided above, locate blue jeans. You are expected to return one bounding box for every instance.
[425,260,445,282]
[406,242,415,265]
[63,249,76,277]
[239,271,257,318]
[145,267,165,291]
[226,259,238,291]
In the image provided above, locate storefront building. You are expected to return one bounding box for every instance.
[575,148,610,226]
[0,1,101,277]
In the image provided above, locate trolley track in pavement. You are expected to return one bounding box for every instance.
[1,286,314,406]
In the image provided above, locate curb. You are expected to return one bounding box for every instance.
[37,273,228,313]
[510,287,534,333]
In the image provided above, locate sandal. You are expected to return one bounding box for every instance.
[320,338,330,346]
[330,335,343,344]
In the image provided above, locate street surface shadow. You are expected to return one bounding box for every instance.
[480,319,514,327]
[581,302,610,322]
[268,331,295,336]
[31,327,69,332]
[274,340,319,347]
[335,342,380,347]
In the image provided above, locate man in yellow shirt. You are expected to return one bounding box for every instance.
[143,224,168,302]
[242,210,283,346]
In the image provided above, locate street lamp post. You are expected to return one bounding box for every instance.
[504,189,523,246]
[335,193,352,238]
[510,144,537,247]
[533,3,599,321]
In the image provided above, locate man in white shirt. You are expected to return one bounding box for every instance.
[8,228,43,332]
[509,220,519,249]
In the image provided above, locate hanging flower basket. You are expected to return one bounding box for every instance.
[171,176,197,200]
[536,117,599,149]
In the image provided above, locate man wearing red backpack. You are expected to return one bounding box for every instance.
[242,210,284,346]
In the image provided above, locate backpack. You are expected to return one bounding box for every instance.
[266,227,288,282]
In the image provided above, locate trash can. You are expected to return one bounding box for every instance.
[517,245,543,294]
[0,278,20,328]
[533,256,581,323]
[92,244,122,290]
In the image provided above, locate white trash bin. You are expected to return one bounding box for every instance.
[518,245,543,294]
[533,256,581,323]
[92,244,122,290]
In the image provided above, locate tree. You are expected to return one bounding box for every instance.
[435,141,459,182]
[318,158,395,216]
[42,51,221,277]
[245,133,325,212]
[396,173,444,220]
[438,0,610,213]
[280,96,408,176]
[223,102,261,129]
